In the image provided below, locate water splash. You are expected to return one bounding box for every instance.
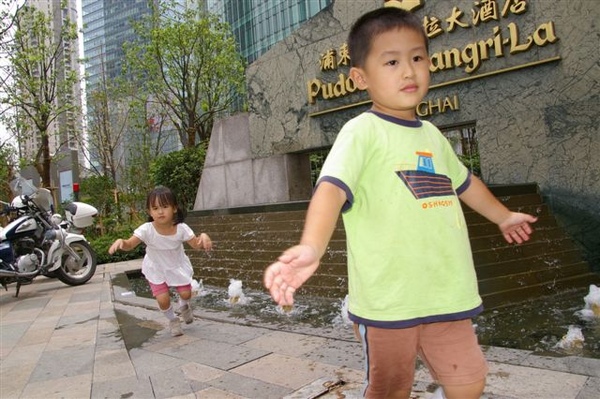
[119,272,600,358]
[227,278,248,305]
[575,284,600,320]
[554,325,585,354]
[191,279,204,297]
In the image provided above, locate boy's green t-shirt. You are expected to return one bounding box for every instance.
[318,111,482,326]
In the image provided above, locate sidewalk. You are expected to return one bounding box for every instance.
[0,259,599,398]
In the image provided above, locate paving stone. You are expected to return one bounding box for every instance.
[128,348,190,379]
[147,365,196,399]
[0,361,37,398]
[180,361,226,382]
[230,352,340,390]
[71,291,103,303]
[0,321,30,345]
[91,375,154,399]
[45,324,97,350]
[61,300,100,317]
[207,370,293,399]
[9,297,50,311]
[56,312,100,329]
[304,338,363,369]
[284,376,361,399]
[29,345,95,382]
[155,336,270,370]
[1,308,43,323]
[486,361,588,398]
[3,260,600,399]
[0,342,45,369]
[575,377,600,399]
[92,348,136,383]
[19,324,57,346]
[21,372,92,398]
[243,330,329,357]
[483,345,531,364]
[194,386,248,398]
[189,320,269,345]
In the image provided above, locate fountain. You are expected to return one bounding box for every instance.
[187,184,600,311]
[555,325,585,353]
[118,270,600,358]
[191,279,203,297]
[577,284,600,320]
[227,278,247,304]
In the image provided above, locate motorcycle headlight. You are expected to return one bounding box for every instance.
[51,214,63,225]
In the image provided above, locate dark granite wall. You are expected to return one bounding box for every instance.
[245,0,599,269]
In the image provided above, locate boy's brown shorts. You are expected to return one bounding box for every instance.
[354,319,488,395]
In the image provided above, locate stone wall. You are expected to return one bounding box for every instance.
[194,114,313,209]
[242,0,599,269]
[188,184,599,309]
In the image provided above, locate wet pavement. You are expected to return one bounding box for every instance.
[1,259,600,398]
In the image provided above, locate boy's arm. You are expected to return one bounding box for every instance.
[300,182,347,258]
[108,236,142,254]
[264,181,346,306]
[459,175,537,244]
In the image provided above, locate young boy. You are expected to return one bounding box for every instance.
[264,7,538,399]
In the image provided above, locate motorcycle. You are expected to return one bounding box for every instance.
[0,176,98,297]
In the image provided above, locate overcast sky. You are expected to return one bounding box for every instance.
[1,0,85,146]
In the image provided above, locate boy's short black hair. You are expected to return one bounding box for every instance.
[348,7,429,68]
[146,185,185,224]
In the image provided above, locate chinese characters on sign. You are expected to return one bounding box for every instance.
[424,0,527,38]
[307,0,559,116]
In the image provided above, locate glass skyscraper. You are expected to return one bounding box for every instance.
[82,0,154,93]
[206,0,332,63]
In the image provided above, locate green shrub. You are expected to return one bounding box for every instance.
[149,144,206,211]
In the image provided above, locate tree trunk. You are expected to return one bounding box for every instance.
[41,134,52,188]
[187,126,195,148]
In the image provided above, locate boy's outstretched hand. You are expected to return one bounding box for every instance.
[499,212,538,244]
[264,244,320,306]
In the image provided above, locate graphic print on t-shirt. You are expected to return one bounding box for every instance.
[396,151,454,199]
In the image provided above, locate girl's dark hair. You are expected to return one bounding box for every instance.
[348,7,429,68]
[146,186,185,224]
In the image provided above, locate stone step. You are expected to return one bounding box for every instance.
[187,183,599,308]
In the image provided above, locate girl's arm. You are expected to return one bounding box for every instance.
[188,233,212,251]
[108,236,142,254]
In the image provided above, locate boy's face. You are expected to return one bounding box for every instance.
[350,27,430,120]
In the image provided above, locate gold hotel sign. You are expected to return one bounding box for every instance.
[307,0,560,117]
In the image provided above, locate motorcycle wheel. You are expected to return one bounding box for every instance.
[55,240,98,286]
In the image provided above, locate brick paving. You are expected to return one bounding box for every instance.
[1,259,599,398]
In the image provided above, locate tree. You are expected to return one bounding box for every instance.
[149,144,206,211]
[0,140,16,201]
[0,1,22,128]
[0,3,80,188]
[86,71,174,222]
[124,0,246,148]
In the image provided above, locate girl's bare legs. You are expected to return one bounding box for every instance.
[179,290,192,301]
[178,289,194,324]
[156,292,172,312]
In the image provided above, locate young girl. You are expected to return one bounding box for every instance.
[109,186,212,337]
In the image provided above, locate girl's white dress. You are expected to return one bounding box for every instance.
[134,222,195,286]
